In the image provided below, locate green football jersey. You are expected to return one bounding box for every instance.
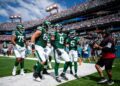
[12,30,25,47]
[67,37,80,50]
[35,26,48,48]
[54,32,67,49]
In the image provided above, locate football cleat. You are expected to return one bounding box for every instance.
[60,73,68,80]
[33,72,39,78]
[12,66,17,76]
[20,69,25,76]
[43,69,50,75]
[74,74,79,79]
[97,78,108,84]
[38,72,43,79]
[70,70,73,75]
[34,77,41,82]
[107,80,114,85]
[56,77,61,83]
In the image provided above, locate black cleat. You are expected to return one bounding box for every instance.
[33,71,42,79]
[97,78,108,84]
[43,69,50,75]
[60,73,68,80]
[107,80,114,85]
[38,72,43,79]
[33,72,39,78]
[74,74,79,79]
[56,77,61,83]
[70,70,73,74]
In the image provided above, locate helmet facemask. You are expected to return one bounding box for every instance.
[54,24,63,33]
[16,24,25,33]
[69,30,76,38]
[43,21,51,31]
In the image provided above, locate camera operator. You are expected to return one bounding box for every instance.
[93,31,116,85]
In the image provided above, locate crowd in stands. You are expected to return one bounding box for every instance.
[112,32,120,45]
[63,12,120,31]
[0,35,12,41]
[0,0,116,31]
[47,0,114,21]
[1,12,119,32]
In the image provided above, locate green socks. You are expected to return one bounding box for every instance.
[74,62,77,74]
[54,62,59,77]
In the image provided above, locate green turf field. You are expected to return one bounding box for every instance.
[58,58,120,86]
[0,56,64,77]
[0,57,36,77]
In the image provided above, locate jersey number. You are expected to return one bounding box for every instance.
[71,41,75,47]
[43,34,48,40]
[18,36,24,42]
[60,36,64,44]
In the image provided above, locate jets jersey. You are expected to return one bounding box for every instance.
[66,37,80,50]
[35,27,48,48]
[12,30,25,47]
[53,31,67,49]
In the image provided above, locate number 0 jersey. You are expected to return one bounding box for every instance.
[53,32,67,49]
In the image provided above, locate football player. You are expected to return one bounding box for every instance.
[31,21,51,81]
[66,30,80,79]
[11,24,26,76]
[43,21,53,71]
[51,24,71,82]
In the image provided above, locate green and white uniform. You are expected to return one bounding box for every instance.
[53,32,70,63]
[13,30,26,58]
[34,26,48,62]
[67,37,80,62]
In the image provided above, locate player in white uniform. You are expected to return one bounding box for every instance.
[11,24,26,76]
[51,24,71,82]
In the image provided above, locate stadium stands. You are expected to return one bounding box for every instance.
[0,0,120,47]
[63,12,120,31]
[0,0,119,31]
